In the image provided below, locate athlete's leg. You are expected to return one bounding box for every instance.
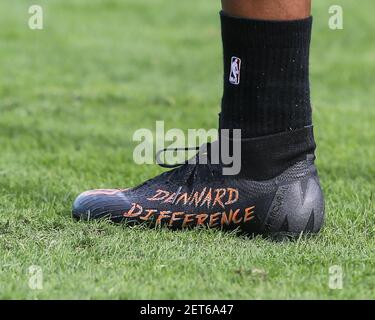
[221,0,311,20]
[215,0,324,237]
[219,0,314,138]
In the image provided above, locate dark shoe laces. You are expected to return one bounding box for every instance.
[155,143,217,185]
[156,146,201,168]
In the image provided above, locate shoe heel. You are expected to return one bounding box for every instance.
[263,173,325,236]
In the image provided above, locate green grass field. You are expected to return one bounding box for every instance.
[0,0,374,299]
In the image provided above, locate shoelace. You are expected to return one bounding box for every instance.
[155,143,216,186]
[156,145,209,168]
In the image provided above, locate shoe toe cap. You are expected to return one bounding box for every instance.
[72,189,131,222]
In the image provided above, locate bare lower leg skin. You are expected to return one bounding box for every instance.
[221,0,311,20]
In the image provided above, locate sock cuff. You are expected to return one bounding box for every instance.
[220,11,312,49]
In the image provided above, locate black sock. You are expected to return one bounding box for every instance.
[220,12,313,138]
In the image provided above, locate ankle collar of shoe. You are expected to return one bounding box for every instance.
[219,126,316,181]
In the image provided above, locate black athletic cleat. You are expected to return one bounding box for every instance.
[72,127,325,237]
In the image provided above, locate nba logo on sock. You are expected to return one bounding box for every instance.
[229,57,241,85]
